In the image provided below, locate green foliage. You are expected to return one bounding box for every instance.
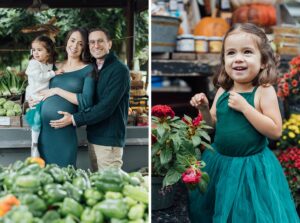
[152,111,213,188]
[0,8,148,69]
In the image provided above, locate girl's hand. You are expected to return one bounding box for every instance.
[190,93,209,110]
[39,88,59,101]
[228,91,249,112]
[55,69,64,75]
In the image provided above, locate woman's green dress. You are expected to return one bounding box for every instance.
[38,64,95,167]
[189,87,299,223]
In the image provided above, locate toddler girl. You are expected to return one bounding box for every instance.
[25,35,63,157]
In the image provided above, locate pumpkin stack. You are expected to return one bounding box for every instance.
[231,0,277,27]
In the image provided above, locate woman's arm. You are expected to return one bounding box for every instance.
[230,86,282,139]
[76,74,96,111]
[40,88,78,105]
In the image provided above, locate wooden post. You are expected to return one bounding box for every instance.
[125,0,135,70]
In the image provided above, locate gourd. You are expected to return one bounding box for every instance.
[232,4,276,26]
[194,17,230,37]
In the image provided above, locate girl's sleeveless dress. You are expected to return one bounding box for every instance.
[189,87,299,223]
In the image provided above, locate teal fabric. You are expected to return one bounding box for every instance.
[38,64,96,167]
[188,87,299,223]
[25,101,42,132]
[73,52,130,147]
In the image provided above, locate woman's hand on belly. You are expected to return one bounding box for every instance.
[50,111,73,129]
[39,88,59,101]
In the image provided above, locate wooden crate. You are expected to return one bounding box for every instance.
[0,116,21,127]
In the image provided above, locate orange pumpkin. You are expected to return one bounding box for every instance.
[232,4,276,26]
[194,17,230,37]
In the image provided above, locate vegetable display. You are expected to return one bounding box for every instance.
[0,158,149,223]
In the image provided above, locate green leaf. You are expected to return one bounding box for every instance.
[163,168,182,187]
[200,141,214,150]
[151,143,161,157]
[201,172,210,183]
[157,125,165,138]
[160,148,173,165]
[170,133,181,152]
[183,114,192,123]
[176,154,190,166]
[162,122,170,130]
[198,180,208,193]
[197,130,211,142]
[191,135,201,147]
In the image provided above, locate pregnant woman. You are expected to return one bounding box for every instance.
[38,28,96,167]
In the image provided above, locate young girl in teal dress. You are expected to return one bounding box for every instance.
[189,23,299,223]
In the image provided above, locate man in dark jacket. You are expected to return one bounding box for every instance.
[50,28,130,171]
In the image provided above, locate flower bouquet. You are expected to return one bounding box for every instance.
[277,147,300,206]
[151,105,213,192]
[276,114,300,150]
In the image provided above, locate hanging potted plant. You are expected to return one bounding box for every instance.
[151,105,213,210]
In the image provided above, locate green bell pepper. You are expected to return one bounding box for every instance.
[94,198,128,219]
[81,207,104,223]
[63,181,83,202]
[105,191,123,200]
[84,188,103,206]
[38,171,54,185]
[42,210,61,223]
[18,163,41,176]
[110,219,129,223]
[42,184,68,205]
[123,185,148,204]
[128,204,145,220]
[47,166,68,183]
[60,197,83,219]
[20,194,47,217]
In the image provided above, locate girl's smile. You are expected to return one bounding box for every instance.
[224,32,264,87]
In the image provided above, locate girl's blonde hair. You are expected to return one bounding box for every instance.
[213,23,279,90]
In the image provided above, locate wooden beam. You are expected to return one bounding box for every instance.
[126,0,135,70]
[0,0,127,8]
[135,0,148,13]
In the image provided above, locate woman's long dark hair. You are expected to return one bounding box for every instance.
[30,35,57,64]
[64,27,91,63]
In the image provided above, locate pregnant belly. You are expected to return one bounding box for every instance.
[41,96,77,122]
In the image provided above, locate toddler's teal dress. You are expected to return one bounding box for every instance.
[189,87,299,223]
[25,101,42,132]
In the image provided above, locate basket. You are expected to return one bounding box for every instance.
[152,16,181,53]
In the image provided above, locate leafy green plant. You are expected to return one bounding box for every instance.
[151,105,213,191]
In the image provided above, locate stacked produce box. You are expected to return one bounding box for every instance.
[0,68,27,127]
[128,71,148,126]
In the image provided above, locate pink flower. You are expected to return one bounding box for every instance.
[151,105,175,119]
[182,167,202,184]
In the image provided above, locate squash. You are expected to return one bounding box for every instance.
[194,17,230,37]
[232,4,276,27]
[230,0,277,9]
